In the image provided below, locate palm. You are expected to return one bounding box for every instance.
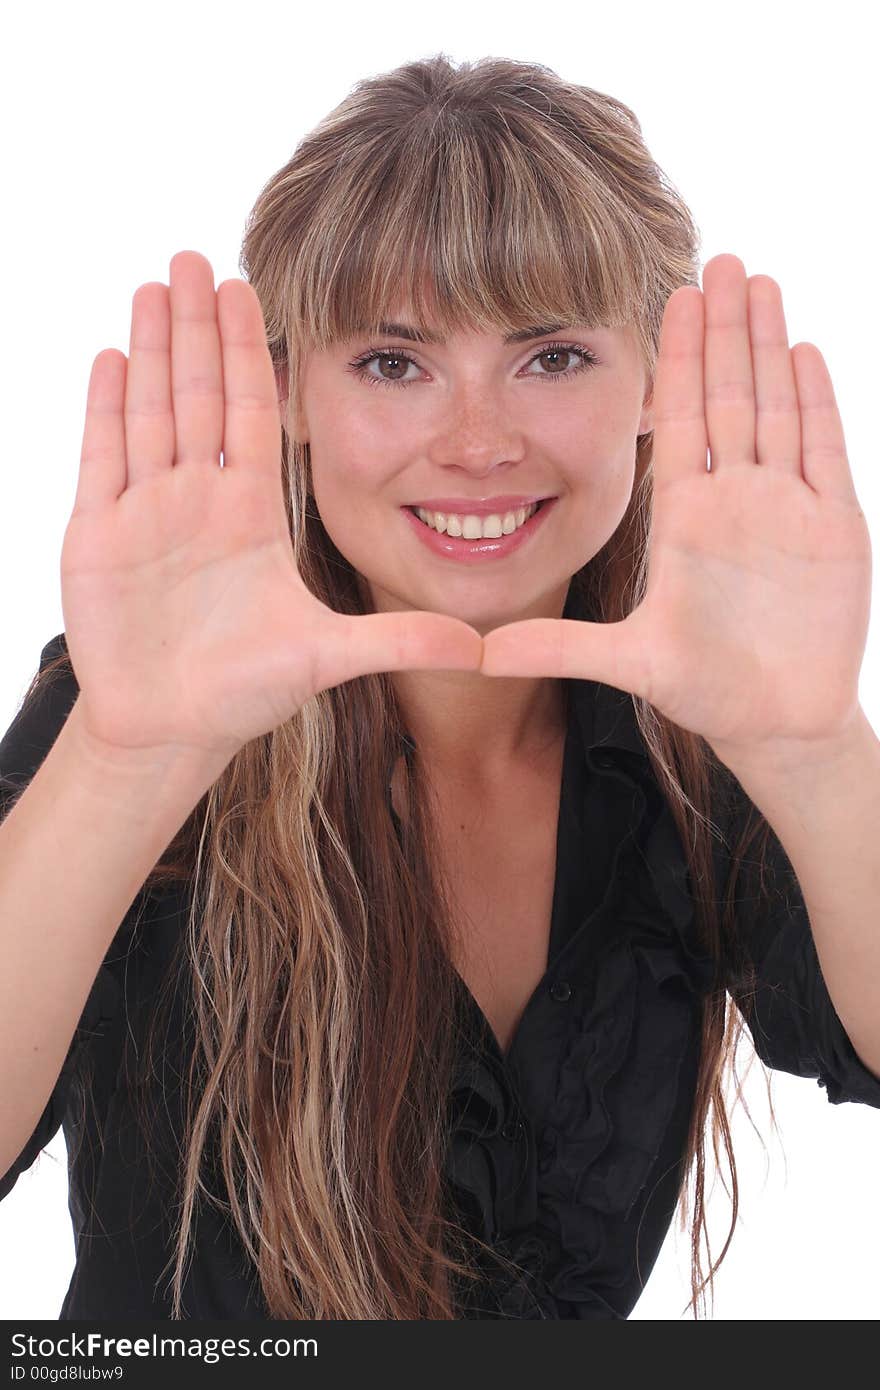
[64,251,482,763]
[480,255,872,768]
[615,465,869,748]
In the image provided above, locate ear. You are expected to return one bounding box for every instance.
[274,366,309,443]
[273,365,288,412]
[638,379,654,437]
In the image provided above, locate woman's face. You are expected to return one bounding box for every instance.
[279,314,654,634]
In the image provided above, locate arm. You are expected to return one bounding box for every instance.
[0,692,219,1182]
[723,705,880,1084]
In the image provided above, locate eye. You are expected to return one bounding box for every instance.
[347,348,422,390]
[522,342,600,383]
[345,340,601,391]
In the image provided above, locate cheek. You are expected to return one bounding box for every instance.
[310,482,376,579]
[307,424,401,563]
[548,404,634,486]
[563,442,637,555]
[592,451,639,538]
[310,413,393,499]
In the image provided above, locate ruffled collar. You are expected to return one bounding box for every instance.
[440,664,717,1318]
[445,1024,631,1319]
[385,579,718,1317]
[443,836,714,1319]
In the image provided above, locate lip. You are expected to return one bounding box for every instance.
[401,496,558,564]
[405,494,553,517]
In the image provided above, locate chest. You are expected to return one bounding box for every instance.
[431,764,564,1059]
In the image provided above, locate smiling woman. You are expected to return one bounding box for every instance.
[3,51,876,1327]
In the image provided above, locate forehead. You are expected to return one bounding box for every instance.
[361,316,600,346]
[352,314,628,347]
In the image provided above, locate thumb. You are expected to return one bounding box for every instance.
[480,614,653,701]
[315,609,484,690]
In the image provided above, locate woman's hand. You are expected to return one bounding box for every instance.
[60,251,482,766]
[480,253,872,773]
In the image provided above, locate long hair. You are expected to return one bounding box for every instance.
[24,54,779,1318]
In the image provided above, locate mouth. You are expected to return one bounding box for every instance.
[399,495,559,562]
[403,496,556,532]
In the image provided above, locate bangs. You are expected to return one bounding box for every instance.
[290,106,652,357]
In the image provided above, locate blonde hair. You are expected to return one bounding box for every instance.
[30,53,778,1318]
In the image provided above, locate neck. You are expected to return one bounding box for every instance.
[391,667,567,785]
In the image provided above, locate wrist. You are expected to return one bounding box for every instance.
[63,696,230,800]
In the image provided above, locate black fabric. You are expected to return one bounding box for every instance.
[3,603,880,1320]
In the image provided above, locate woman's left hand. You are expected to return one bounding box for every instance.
[480,253,872,772]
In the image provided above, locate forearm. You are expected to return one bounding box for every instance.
[0,696,221,1180]
[721,705,880,1081]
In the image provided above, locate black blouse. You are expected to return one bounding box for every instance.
[3,620,880,1321]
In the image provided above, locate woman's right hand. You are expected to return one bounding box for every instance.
[59,251,483,767]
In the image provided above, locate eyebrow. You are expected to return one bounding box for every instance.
[357,321,575,346]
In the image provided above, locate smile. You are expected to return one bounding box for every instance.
[400,497,557,564]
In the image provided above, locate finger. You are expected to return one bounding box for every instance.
[169,251,224,468]
[703,253,756,471]
[747,275,801,477]
[125,281,175,484]
[790,342,858,504]
[480,616,651,703]
[75,349,129,511]
[314,611,484,690]
[650,284,708,486]
[216,278,283,481]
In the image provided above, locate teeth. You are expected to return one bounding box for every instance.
[414,502,538,538]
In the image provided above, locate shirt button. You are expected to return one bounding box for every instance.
[501,1118,523,1141]
[538,1125,558,1175]
[549,980,572,1002]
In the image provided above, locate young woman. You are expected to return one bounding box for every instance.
[2,53,879,1322]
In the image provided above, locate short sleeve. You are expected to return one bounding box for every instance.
[720,780,880,1108]
[0,633,142,1200]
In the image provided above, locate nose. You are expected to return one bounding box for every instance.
[426,385,526,478]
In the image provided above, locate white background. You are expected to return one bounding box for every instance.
[1,0,877,1321]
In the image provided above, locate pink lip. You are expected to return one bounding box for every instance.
[401,495,557,564]
[405,494,553,516]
